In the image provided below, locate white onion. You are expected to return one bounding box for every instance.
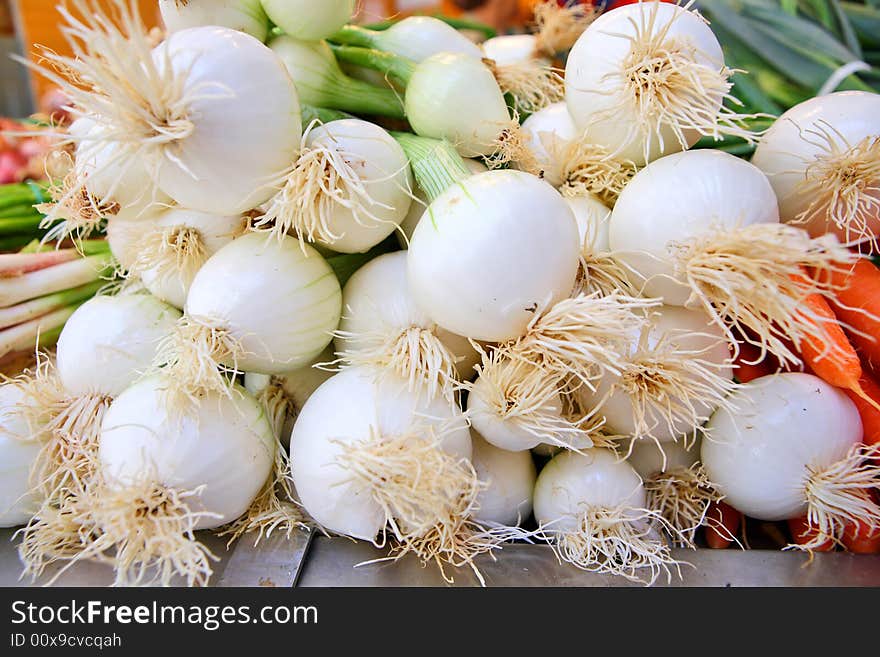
[182,233,342,374]
[99,376,274,529]
[566,3,733,165]
[370,16,483,63]
[34,8,301,227]
[336,251,478,393]
[610,149,779,305]
[702,373,864,522]
[408,169,580,341]
[137,208,247,309]
[471,432,535,526]
[483,34,542,67]
[105,214,162,272]
[521,102,578,188]
[0,384,43,528]
[751,91,880,247]
[56,293,182,397]
[534,449,645,528]
[290,366,471,540]
[257,119,412,254]
[152,27,301,214]
[261,0,354,41]
[627,437,699,478]
[580,305,734,444]
[75,125,172,218]
[159,0,269,41]
[467,358,575,452]
[406,53,515,159]
[534,448,681,582]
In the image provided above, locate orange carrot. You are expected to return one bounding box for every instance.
[842,519,880,554]
[787,516,835,551]
[732,341,776,383]
[795,283,880,413]
[705,501,741,549]
[828,259,880,370]
[843,372,880,447]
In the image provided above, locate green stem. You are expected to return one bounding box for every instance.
[327,24,380,49]
[0,235,40,252]
[0,279,103,330]
[391,132,472,203]
[330,44,416,88]
[362,15,497,39]
[0,303,81,358]
[327,237,397,287]
[0,215,43,235]
[0,206,41,219]
[301,104,353,126]
[323,72,407,119]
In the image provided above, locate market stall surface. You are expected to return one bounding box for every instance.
[2,529,879,587]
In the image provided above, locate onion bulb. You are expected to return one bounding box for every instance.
[467,349,595,452]
[521,103,578,188]
[534,448,682,584]
[565,2,752,166]
[30,294,181,496]
[34,4,301,218]
[610,149,855,366]
[470,432,536,527]
[406,53,532,162]
[159,0,269,42]
[343,16,483,63]
[290,367,500,578]
[17,294,182,576]
[261,0,354,41]
[253,119,412,254]
[702,372,879,550]
[106,214,162,272]
[91,375,274,585]
[408,169,580,342]
[331,20,563,118]
[566,194,637,298]
[158,233,342,407]
[627,437,720,547]
[580,305,735,446]
[335,252,478,399]
[0,383,44,528]
[751,91,880,250]
[133,208,248,309]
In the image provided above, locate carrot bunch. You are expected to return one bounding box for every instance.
[712,260,880,552]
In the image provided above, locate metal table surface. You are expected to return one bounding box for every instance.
[3,528,880,587]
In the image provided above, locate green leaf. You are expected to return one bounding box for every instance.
[841,2,880,49]
[827,0,863,57]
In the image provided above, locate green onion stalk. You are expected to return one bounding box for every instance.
[268,37,406,119]
[0,239,114,360]
[0,182,52,247]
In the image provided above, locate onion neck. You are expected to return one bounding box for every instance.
[300,104,351,126]
[320,66,407,119]
[331,44,416,88]
[328,24,381,50]
[390,132,472,203]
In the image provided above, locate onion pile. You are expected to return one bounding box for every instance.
[4,0,879,587]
